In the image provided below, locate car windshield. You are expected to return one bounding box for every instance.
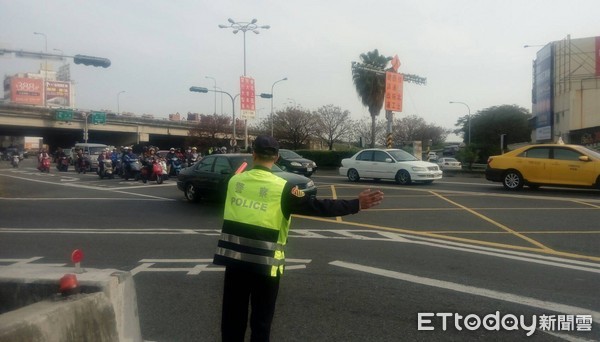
[279,150,301,159]
[388,149,418,162]
[89,147,106,154]
[581,146,600,159]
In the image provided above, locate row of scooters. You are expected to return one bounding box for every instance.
[53,156,186,184]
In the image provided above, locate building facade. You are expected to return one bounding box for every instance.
[531,35,600,148]
[2,63,74,108]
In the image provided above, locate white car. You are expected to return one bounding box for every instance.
[437,157,462,171]
[339,148,442,185]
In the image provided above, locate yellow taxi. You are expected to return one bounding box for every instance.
[485,144,600,190]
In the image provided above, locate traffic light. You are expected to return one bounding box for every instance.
[73,54,111,68]
[189,86,209,93]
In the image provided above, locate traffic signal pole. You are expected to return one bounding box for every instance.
[0,49,111,68]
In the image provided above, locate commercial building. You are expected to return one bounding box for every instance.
[531,35,600,148]
[2,63,74,108]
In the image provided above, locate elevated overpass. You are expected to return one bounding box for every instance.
[0,103,214,150]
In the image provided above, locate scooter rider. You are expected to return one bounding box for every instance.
[38,148,50,170]
[165,148,178,175]
[122,147,137,176]
[187,147,200,166]
[110,148,120,173]
[97,149,110,175]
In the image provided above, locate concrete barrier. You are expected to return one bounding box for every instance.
[0,264,142,342]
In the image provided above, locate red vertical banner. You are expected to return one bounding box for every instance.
[385,72,403,112]
[596,36,600,77]
[239,76,256,119]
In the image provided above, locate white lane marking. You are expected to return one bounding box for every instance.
[1,173,175,201]
[0,228,598,273]
[0,257,66,267]
[330,260,600,324]
[130,258,311,276]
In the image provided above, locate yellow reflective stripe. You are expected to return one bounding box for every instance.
[220,233,284,251]
[216,247,285,266]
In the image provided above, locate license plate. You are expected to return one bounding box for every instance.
[307,168,312,172]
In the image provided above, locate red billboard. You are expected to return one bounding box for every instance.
[240,76,256,119]
[10,77,44,105]
[385,72,403,112]
[46,81,70,106]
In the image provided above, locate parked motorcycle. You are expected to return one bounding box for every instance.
[98,159,114,179]
[11,155,20,168]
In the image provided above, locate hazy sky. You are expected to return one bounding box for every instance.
[1,0,598,141]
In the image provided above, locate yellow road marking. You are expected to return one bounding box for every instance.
[291,214,600,262]
[572,200,600,209]
[429,191,553,251]
[298,184,599,262]
[330,185,342,222]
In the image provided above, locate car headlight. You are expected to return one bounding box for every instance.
[290,161,302,167]
[306,180,315,188]
[411,166,427,171]
[313,162,317,167]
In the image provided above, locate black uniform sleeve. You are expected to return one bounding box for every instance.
[281,181,360,219]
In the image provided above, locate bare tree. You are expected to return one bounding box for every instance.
[353,116,387,147]
[314,104,354,150]
[273,106,316,149]
[392,115,450,146]
[187,114,231,148]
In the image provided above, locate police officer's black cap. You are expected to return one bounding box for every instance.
[253,136,279,156]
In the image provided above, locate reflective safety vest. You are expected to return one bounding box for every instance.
[213,168,291,277]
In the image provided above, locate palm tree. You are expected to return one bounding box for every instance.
[352,49,391,147]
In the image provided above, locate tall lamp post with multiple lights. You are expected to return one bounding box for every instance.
[117,91,126,115]
[33,32,48,106]
[219,18,270,149]
[218,18,270,76]
[270,77,287,137]
[449,101,471,145]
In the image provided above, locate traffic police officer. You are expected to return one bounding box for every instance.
[214,136,384,341]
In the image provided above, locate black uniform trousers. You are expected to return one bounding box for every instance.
[222,266,281,342]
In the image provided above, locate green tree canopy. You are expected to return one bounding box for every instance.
[454,104,531,162]
[352,49,391,147]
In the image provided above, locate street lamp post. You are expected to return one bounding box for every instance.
[33,32,48,106]
[117,91,126,115]
[270,77,287,137]
[190,86,240,149]
[218,18,270,76]
[219,18,270,149]
[449,101,471,144]
[205,76,217,114]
